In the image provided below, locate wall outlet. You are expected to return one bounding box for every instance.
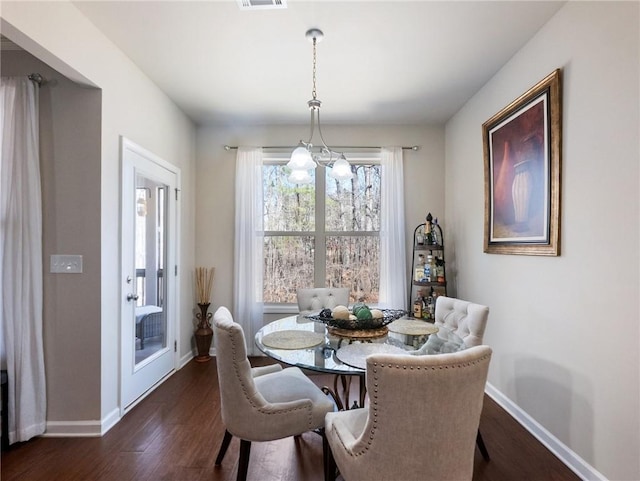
[50,255,83,274]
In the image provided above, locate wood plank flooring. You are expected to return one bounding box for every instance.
[1,358,580,481]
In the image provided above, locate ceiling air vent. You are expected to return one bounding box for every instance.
[237,0,286,10]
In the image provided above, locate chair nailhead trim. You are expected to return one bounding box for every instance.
[341,353,491,458]
[225,326,314,429]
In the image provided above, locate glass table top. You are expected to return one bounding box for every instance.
[255,314,466,375]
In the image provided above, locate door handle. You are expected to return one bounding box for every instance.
[127,293,139,302]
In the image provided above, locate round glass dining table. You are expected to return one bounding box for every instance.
[255,314,466,409]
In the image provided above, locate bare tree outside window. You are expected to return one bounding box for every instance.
[263,159,381,304]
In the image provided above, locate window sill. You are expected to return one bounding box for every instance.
[263,303,298,315]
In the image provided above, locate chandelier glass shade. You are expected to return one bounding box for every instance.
[287,29,354,184]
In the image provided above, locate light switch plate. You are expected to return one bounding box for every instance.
[50,255,83,274]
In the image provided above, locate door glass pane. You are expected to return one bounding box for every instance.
[134,173,167,365]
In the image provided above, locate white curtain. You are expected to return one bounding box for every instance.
[379,146,407,309]
[234,147,264,355]
[0,77,46,443]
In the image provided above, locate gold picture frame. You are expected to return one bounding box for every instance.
[483,69,562,256]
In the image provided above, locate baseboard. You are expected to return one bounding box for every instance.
[100,407,121,435]
[180,351,194,368]
[485,382,606,481]
[41,352,206,439]
[42,407,120,437]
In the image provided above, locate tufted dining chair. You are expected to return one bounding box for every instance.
[296,287,350,316]
[412,295,491,460]
[433,296,489,347]
[297,287,354,407]
[212,306,335,481]
[324,346,493,481]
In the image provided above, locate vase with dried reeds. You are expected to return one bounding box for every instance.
[194,267,215,362]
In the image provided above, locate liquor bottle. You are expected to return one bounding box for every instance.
[416,226,424,246]
[414,254,426,282]
[435,257,445,283]
[423,290,433,320]
[424,255,433,282]
[413,296,423,318]
[427,288,436,319]
[425,213,433,244]
[431,217,440,245]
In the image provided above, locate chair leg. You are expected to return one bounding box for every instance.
[323,430,337,481]
[476,429,490,461]
[215,429,233,465]
[321,386,344,412]
[237,439,252,481]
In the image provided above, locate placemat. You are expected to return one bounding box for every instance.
[335,343,408,370]
[261,330,325,350]
[388,318,439,336]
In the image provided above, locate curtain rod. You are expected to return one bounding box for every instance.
[28,73,44,86]
[223,145,419,151]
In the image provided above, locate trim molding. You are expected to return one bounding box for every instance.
[485,383,606,481]
[101,408,121,435]
[180,351,195,368]
[41,407,120,437]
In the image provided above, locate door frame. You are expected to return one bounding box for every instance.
[119,136,181,414]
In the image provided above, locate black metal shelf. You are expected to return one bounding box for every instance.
[413,244,444,251]
[408,215,447,319]
[412,280,447,287]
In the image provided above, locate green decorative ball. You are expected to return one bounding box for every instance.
[356,307,372,320]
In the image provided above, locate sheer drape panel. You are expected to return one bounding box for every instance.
[234,147,264,355]
[0,77,46,443]
[379,147,407,308]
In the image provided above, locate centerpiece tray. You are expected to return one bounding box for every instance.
[305,308,407,331]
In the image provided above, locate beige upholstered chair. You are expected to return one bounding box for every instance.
[434,295,489,347]
[412,295,491,460]
[297,287,353,406]
[212,306,334,481]
[296,287,350,315]
[324,346,492,481]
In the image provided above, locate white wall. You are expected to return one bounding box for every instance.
[445,2,639,479]
[195,124,445,317]
[1,1,196,429]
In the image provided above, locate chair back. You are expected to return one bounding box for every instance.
[296,287,349,315]
[334,346,492,481]
[434,296,489,347]
[212,306,268,438]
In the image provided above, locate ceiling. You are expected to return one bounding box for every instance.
[71,1,565,127]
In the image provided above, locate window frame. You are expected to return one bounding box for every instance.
[262,150,382,313]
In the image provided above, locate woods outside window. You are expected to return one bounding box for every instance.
[263,153,381,305]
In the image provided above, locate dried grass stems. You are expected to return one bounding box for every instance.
[195,267,215,305]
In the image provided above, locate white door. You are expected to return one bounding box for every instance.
[120,137,179,412]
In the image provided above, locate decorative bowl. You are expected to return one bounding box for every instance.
[305,308,407,330]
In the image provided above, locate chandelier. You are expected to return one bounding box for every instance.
[286,28,353,184]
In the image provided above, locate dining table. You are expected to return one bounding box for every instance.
[255,313,466,410]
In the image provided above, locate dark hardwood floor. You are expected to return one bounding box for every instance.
[1,358,580,481]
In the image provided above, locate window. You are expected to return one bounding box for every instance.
[263,153,381,305]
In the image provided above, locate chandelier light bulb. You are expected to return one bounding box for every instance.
[329,154,354,181]
[287,143,313,170]
[287,168,313,185]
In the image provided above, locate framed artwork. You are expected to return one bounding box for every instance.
[483,69,562,256]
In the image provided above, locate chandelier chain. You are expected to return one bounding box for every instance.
[312,37,317,101]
